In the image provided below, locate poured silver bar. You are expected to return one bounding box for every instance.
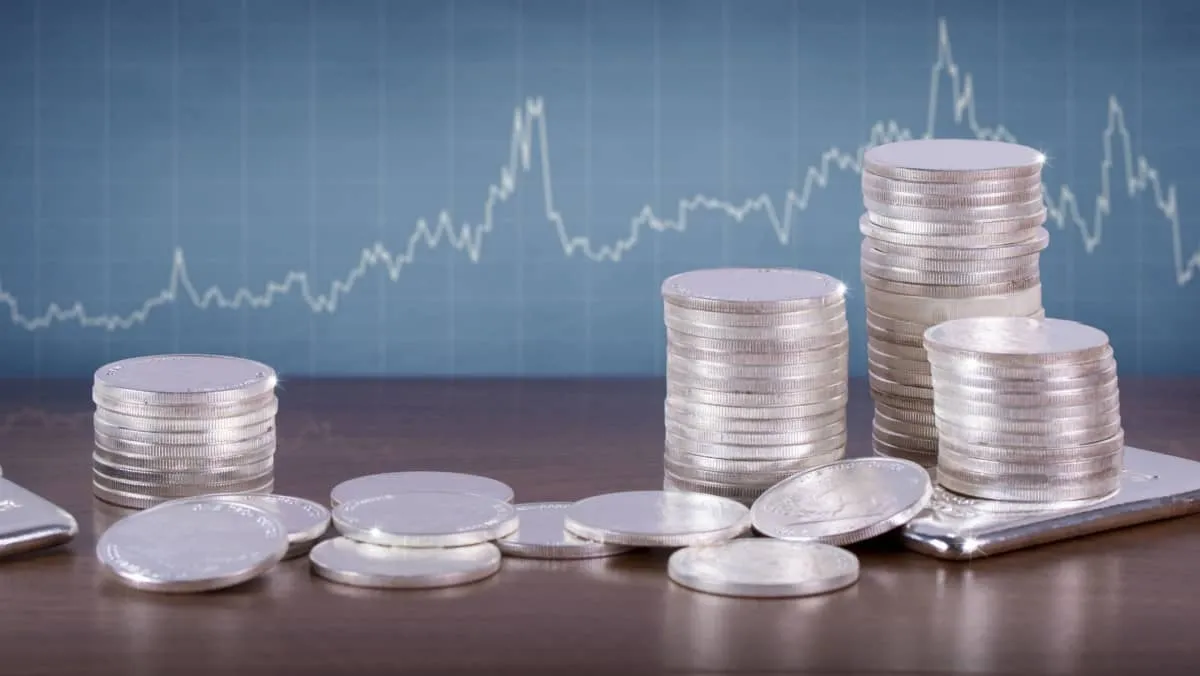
[903,446,1200,560]
[0,477,79,559]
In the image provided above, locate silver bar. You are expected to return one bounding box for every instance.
[0,477,79,559]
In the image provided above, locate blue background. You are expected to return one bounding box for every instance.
[0,0,1196,378]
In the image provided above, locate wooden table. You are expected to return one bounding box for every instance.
[1,377,1197,675]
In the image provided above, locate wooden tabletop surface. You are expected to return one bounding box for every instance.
[0,377,1197,676]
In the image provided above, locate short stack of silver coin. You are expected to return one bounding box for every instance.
[660,268,850,504]
[924,316,1124,502]
[860,138,1050,467]
[91,354,279,509]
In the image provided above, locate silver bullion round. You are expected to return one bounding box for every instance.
[864,226,1050,259]
[169,492,330,559]
[93,416,275,446]
[864,283,1043,324]
[664,314,848,342]
[666,368,847,395]
[934,395,1120,423]
[862,184,1043,210]
[928,363,1118,393]
[665,394,848,421]
[927,484,1118,516]
[92,470,275,498]
[936,416,1122,447]
[664,406,845,435]
[94,400,278,433]
[935,409,1121,436]
[867,346,931,374]
[935,464,1121,502]
[667,340,850,366]
[923,316,1112,366]
[667,382,848,408]
[664,301,846,328]
[667,539,859,598]
[867,336,928,361]
[94,354,278,406]
[861,259,1040,287]
[869,362,932,389]
[329,471,514,507]
[925,351,1116,381]
[664,458,811,488]
[496,502,636,559]
[92,478,274,510]
[871,436,938,466]
[869,390,935,414]
[662,474,764,505]
[666,352,848,380]
[563,490,752,547]
[666,326,850,353]
[309,537,501,590]
[92,390,278,420]
[937,429,1125,463]
[861,217,1047,248]
[666,431,847,461]
[661,268,846,314]
[96,498,288,592]
[751,457,933,546]
[665,419,845,447]
[930,379,1118,408]
[861,270,1042,298]
[332,491,518,547]
[866,321,925,349]
[937,446,1124,478]
[862,139,1044,183]
[664,446,842,475]
[862,243,1041,274]
[873,409,937,438]
[93,440,275,471]
[869,372,933,401]
[872,422,938,453]
[861,169,1043,195]
[93,455,275,484]
[863,196,1045,223]
[874,401,936,427]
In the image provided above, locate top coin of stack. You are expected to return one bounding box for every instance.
[660,268,850,505]
[924,316,1124,503]
[859,139,1049,467]
[92,354,279,510]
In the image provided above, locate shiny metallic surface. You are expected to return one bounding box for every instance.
[496,502,636,559]
[332,491,518,547]
[667,539,860,598]
[309,537,502,590]
[0,477,78,560]
[563,490,752,547]
[328,471,515,507]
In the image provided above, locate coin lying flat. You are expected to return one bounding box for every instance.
[96,499,288,592]
[752,457,933,545]
[924,316,1111,365]
[309,537,501,590]
[496,502,636,559]
[661,268,846,313]
[328,471,514,507]
[667,539,860,598]
[93,354,278,405]
[862,138,1045,182]
[332,491,518,547]
[564,490,751,547]
[173,493,330,559]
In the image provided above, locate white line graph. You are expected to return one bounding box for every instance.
[0,17,1195,333]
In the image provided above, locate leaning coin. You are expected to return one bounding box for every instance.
[667,539,859,598]
[752,457,933,546]
[496,502,636,560]
[564,490,751,547]
[332,491,518,547]
[329,471,514,507]
[96,499,288,593]
[171,493,330,559]
[309,537,501,590]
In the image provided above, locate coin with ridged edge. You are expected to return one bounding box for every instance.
[309,537,501,590]
[924,316,1111,365]
[169,493,330,559]
[496,502,636,559]
[563,490,751,548]
[329,471,514,507]
[94,354,277,406]
[751,458,933,546]
[862,139,1045,183]
[667,539,859,598]
[332,491,518,548]
[662,268,846,314]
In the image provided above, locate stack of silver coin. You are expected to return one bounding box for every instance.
[660,268,850,505]
[91,354,279,509]
[860,138,1049,467]
[924,316,1124,502]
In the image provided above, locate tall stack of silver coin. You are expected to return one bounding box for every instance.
[859,138,1049,466]
[91,354,279,509]
[924,316,1124,502]
[660,268,850,505]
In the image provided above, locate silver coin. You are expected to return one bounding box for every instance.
[93,455,275,485]
[93,443,275,473]
[667,381,848,408]
[668,340,850,366]
[926,484,1116,516]
[665,395,848,421]
[666,368,848,395]
[872,422,938,453]
[924,316,1111,365]
[93,390,278,420]
[666,418,845,447]
[664,314,848,342]
[667,539,859,598]
[329,471,514,507]
[935,463,1121,502]
[496,502,636,559]
[94,400,278,433]
[871,439,938,467]
[937,428,1125,462]
[935,416,1122,448]
[332,491,517,547]
[862,139,1044,183]
[870,362,933,389]
[862,242,1041,273]
[938,446,1124,478]
[662,474,764,505]
[751,457,933,546]
[664,447,842,475]
[928,363,1117,393]
[861,170,1043,194]
[666,352,848,380]
[664,301,847,328]
[94,354,277,405]
[92,469,275,498]
[171,493,330,559]
[862,259,1040,287]
[935,408,1120,435]
[666,431,847,462]
[662,268,845,313]
[934,392,1120,421]
[309,537,501,590]
[96,498,288,592]
[666,326,850,353]
[864,185,1044,212]
[861,217,1046,248]
[92,478,274,510]
[862,270,1041,298]
[93,416,275,447]
[925,351,1116,381]
[864,224,1049,257]
[93,428,276,461]
[663,458,807,488]
[864,283,1043,324]
[563,490,751,547]
[931,379,1118,409]
[665,407,845,435]
[864,196,1046,224]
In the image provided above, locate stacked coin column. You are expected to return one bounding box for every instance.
[859,139,1049,467]
[660,268,850,505]
[91,355,280,510]
[924,317,1124,502]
